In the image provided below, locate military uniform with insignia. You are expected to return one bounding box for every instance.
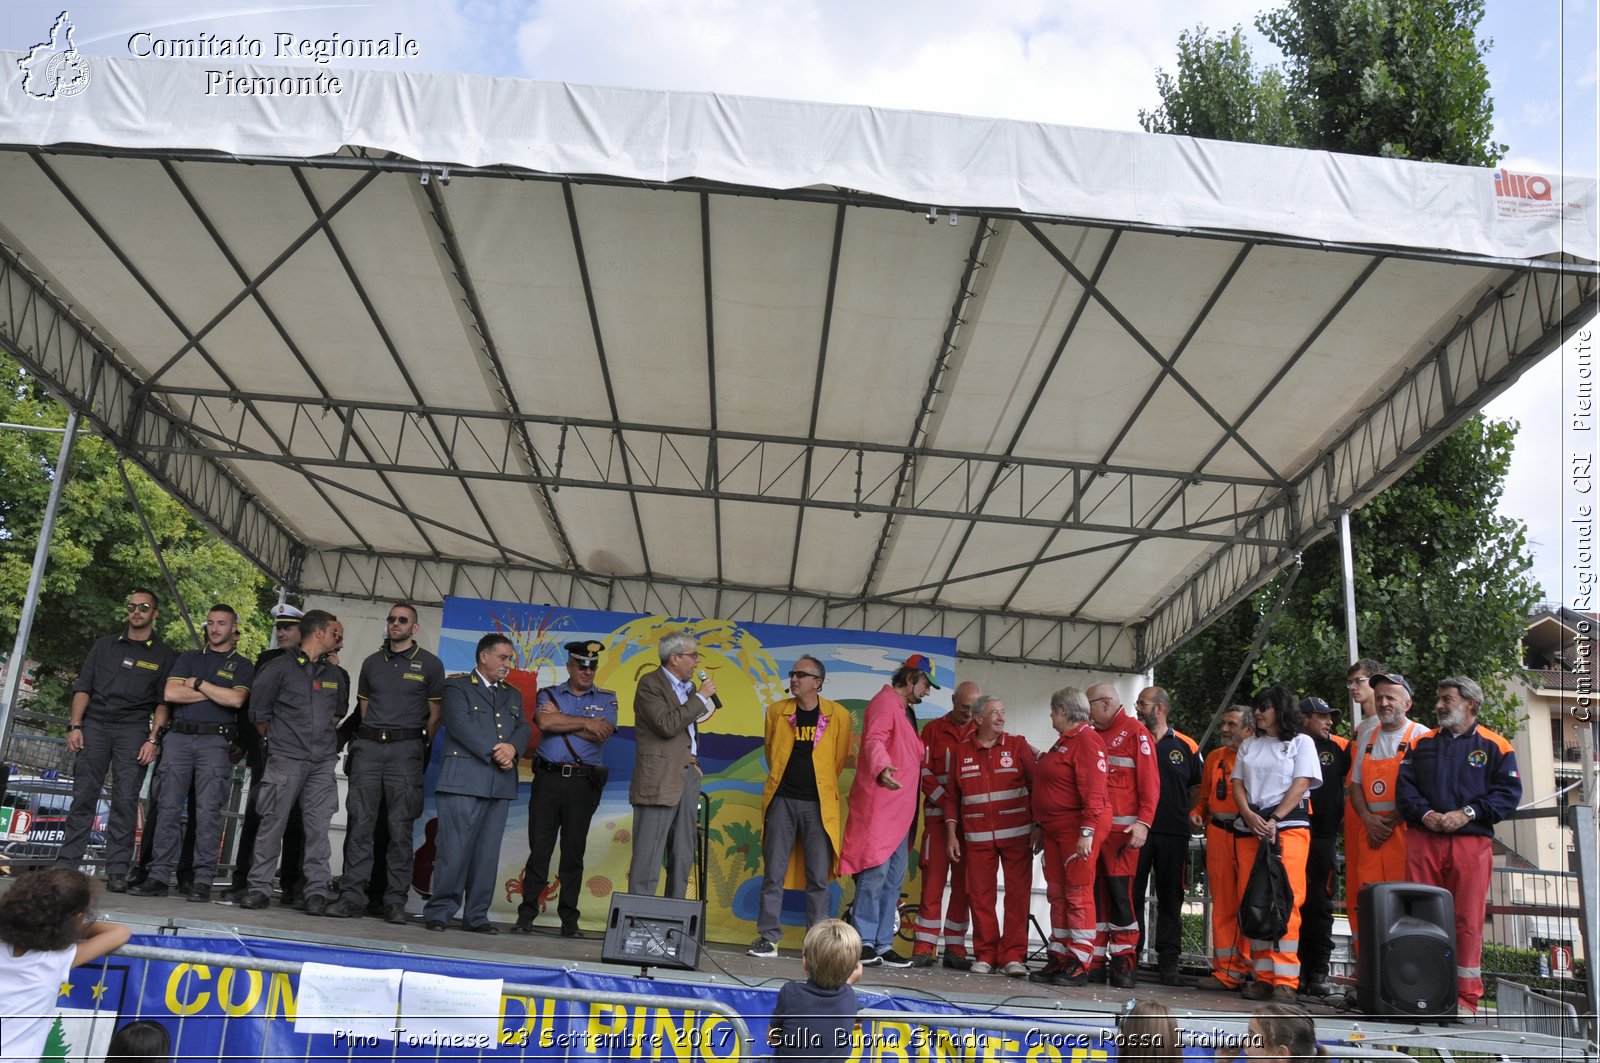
[424,636,529,932]
[513,640,618,937]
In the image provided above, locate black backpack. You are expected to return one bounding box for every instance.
[1238,838,1292,942]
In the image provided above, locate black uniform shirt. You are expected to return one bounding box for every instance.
[168,647,256,726]
[1308,733,1351,837]
[1151,728,1203,835]
[357,644,445,730]
[249,650,347,761]
[72,632,178,721]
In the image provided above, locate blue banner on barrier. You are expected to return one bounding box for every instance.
[55,935,1246,1061]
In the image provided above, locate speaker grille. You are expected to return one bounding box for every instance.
[1380,933,1454,1014]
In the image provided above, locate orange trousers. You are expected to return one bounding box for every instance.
[1235,828,1309,989]
[1344,815,1408,948]
[1205,823,1252,986]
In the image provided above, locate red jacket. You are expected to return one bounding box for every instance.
[944,733,1036,845]
[921,712,976,821]
[1095,713,1159,829]
[1032,723,1110,830]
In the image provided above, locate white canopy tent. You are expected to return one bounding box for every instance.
[0,53,1595,673]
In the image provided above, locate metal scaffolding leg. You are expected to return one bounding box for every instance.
[0,407,81,745]
[1339,510,1359,665]
[118,460,200,649]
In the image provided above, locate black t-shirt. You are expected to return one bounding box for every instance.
[169,647,256,726]
[1308,734,1350,837]
[775,705,821,801]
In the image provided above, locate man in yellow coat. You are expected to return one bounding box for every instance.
[746,654,853,957]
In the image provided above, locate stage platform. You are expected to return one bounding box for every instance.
[93,890,1589,1061]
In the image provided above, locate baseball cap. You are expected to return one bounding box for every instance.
[902,654,941,689]
[1299,696,1339,719]
[1369,673,1412,695]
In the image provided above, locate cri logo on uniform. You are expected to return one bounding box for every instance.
[1494,169,1553,201]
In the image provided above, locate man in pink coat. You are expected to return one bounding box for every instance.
[840,654,937,968]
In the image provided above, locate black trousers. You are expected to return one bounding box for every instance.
[516,770,601,929]
[1133,831,1189,968]
[1300,833,1340,982]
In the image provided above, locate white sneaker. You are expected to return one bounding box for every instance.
[1002,962,1028,978]
[969,961,993,975]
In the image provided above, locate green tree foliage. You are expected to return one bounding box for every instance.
[1144,1,1534,738]
[1142,0,1504,165]
[1139,26,1306,146]
[0,354,271,701]
[1259,0,1505,163]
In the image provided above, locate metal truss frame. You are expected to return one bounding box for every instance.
[299,548,1144,671]
[0,233,305,584]
[1142,262,1600,666]
[1,142,1595,673]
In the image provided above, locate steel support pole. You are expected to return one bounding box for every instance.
[0,407,81,745]
[1196,556,1303,751]
[1569,801,1598,1042]
[1339,510,1359,665]
[118,460,200,649]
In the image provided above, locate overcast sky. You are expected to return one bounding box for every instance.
[3,0,1596,604]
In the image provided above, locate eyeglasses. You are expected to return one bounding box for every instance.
[788,670,820,681]
[1088,696,1114,706]
[1347,677,1370,687]
[673,651,701,660]
[572,662,597,672]
[384,616,412,625]
[126,602,154,613]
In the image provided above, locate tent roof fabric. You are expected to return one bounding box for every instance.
[1,54,1595,671]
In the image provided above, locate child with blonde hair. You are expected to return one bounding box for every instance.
[767,918,864,1060]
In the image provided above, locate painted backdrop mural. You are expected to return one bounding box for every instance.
[430,596,956,945]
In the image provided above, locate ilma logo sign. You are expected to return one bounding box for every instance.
[1494,168,1563,219]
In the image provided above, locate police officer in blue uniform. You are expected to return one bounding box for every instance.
[512,640,618,937]
[424,634,529,933]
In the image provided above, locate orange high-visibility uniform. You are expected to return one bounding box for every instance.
[945,732,1036,967]
[1345,720,1423,945]
[915,711,975,958]
[1234,828,1310,989]
[1192,746,1251,986]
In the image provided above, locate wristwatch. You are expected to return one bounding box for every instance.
[192,676,203,691]
[1080,827,1095,837]
[1463,805,1477,821]
[67,724,82,732]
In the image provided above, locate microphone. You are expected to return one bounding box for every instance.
[697,670,722,710]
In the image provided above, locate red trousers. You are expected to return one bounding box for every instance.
[914,818,971,957]
[1205,822,1252,986]
[1042,829,1102,968]
[1089,827,1141,971]
[1406,828,1492,1011]
[964,840,1032,966]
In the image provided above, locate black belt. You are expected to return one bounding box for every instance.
[535,756,594,777]
[1210,815,1238,831]
[357,725,426,743]
[168,721,234,737]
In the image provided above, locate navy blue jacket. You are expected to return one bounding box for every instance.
[1396,723,1521,837]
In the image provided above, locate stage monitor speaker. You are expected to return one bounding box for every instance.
[601,893,706,971]
[1356,882,1456,1020]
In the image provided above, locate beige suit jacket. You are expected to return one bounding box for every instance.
[629,665,706,806]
